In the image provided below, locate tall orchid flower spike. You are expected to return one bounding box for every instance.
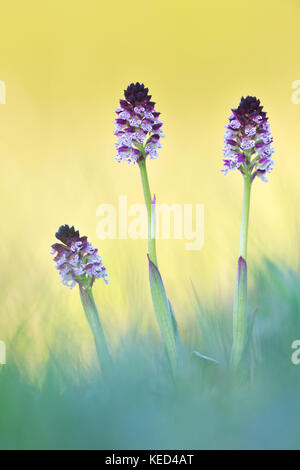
[51,225,112,374]
[222,97,274,368]
[114,83,181,373]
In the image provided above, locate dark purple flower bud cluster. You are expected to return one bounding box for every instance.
[51,225,108,289]
[222,96,274,182]
[114,82,164,164]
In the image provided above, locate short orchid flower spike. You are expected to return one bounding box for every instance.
[51,224,109,290]
[51,225,112,373]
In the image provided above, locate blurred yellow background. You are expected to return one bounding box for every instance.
[0,0,299,376]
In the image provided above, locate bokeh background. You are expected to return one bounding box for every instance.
[0,0,300,449]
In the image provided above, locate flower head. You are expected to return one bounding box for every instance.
[114,82,164,164]
[222,96,274,182]
[51,225,109,289]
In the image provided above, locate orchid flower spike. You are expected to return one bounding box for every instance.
[51,224,109,290]
[114,82,164,164]
[222,96,274,182]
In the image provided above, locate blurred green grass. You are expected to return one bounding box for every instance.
[0,259,300,450]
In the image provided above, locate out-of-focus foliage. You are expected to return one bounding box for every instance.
[0,261,299,450]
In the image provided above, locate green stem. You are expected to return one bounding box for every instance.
[79,285,113,375]
[239,175,251,259]
[138,156,181,372]
[231,174,252,368]
[138,157,158,266]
